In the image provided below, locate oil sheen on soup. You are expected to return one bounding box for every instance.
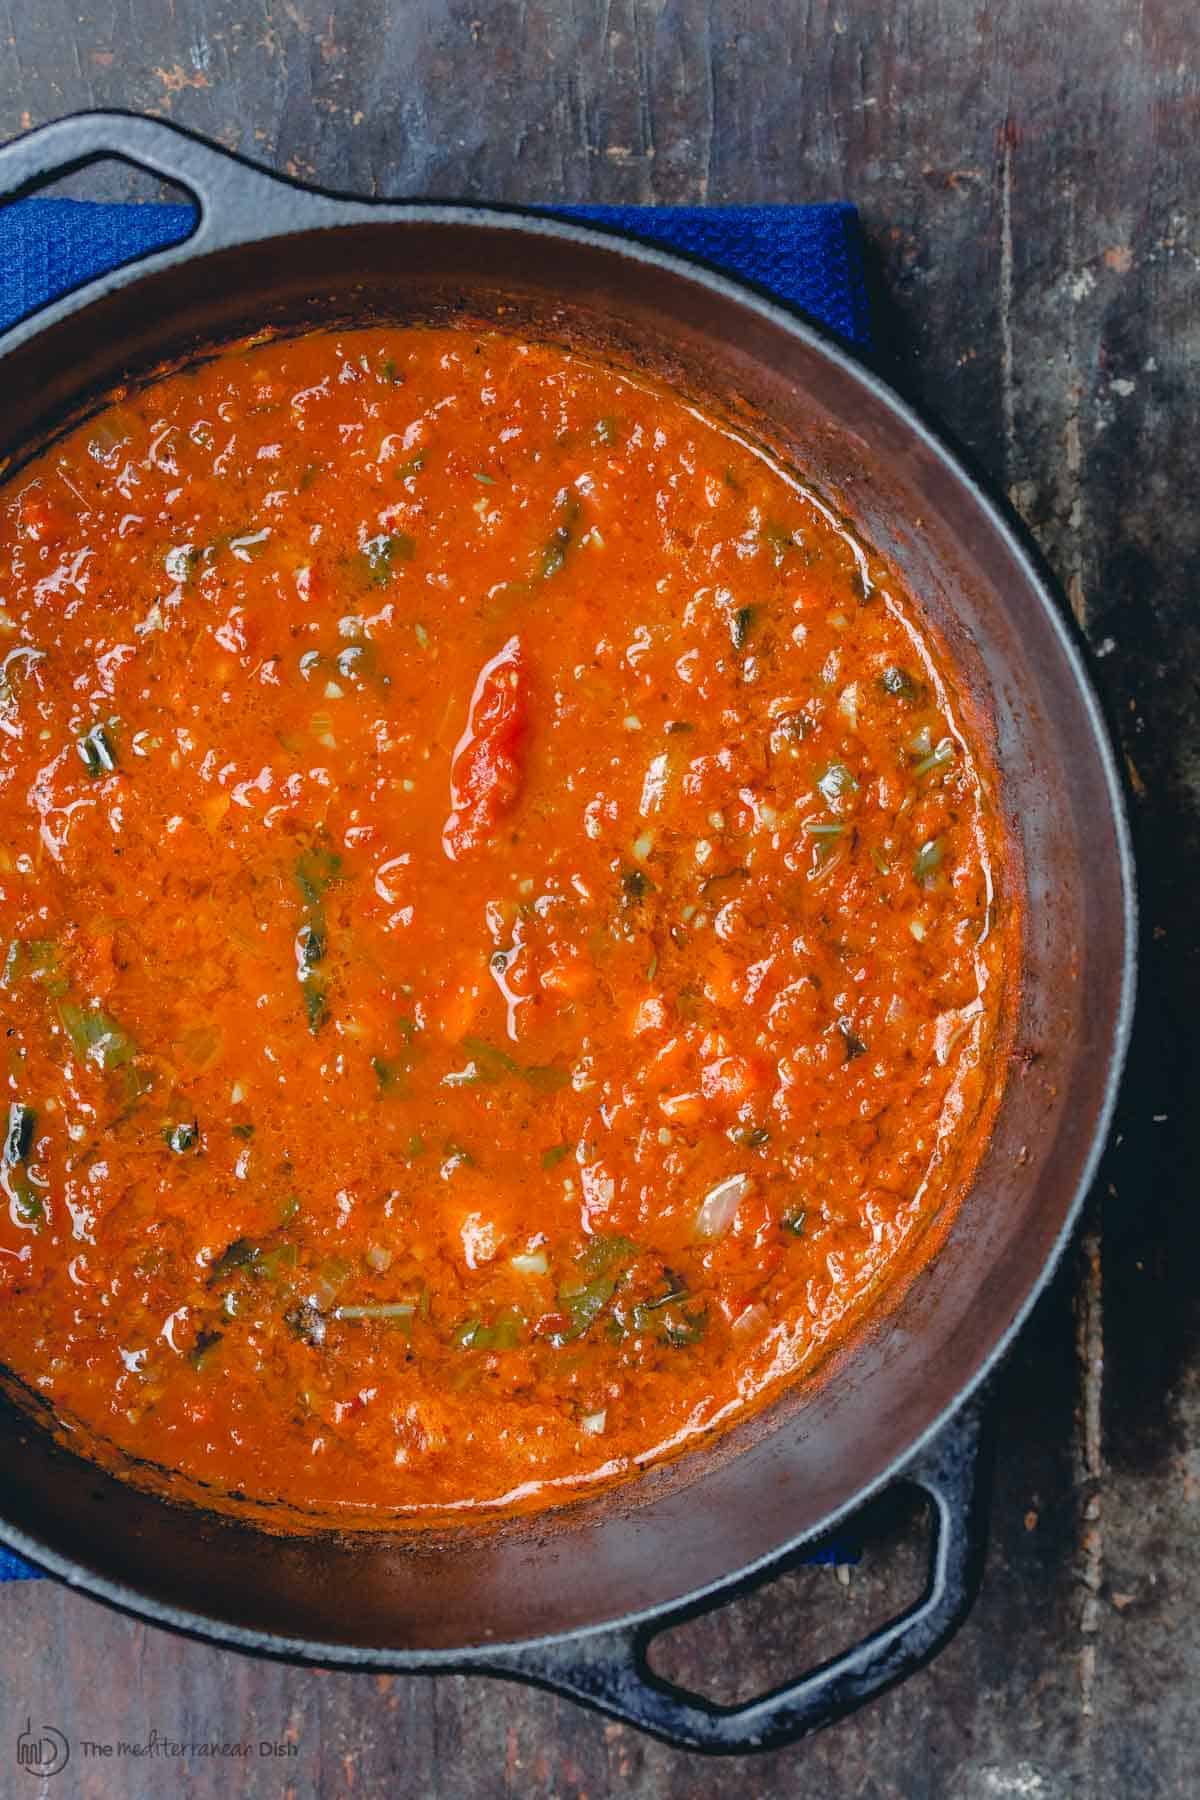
[0,327,1017,1520]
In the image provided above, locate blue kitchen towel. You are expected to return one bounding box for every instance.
[0,196,871,346]
[0,195,868,1580]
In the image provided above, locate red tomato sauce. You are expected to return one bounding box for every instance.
[0,327,1018,1522]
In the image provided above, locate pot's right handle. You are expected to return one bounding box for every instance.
[0,110,338,262]
[476,1401,989,1754]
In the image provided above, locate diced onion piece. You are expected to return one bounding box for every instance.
[510,1250,549,1277]
[837,683,859,727]
[695,1172,751,1240]
[366,1245,393,1273]
[581,1410,607,1434]
[639,751,670,817]
[732,1301,770,1339]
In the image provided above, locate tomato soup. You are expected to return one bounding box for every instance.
[0,327,1017,1520]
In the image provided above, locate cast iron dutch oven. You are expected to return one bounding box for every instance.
[0,113,1135,1753]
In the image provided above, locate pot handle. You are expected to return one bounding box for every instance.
[0,110,335,259]
[474,1401,988,1753]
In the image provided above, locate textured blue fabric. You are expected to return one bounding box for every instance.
[0,195,867,1581]
[549,203,871,345]
[0,196,871,346]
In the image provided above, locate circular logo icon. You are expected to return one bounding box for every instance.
[16,1719,70,1778]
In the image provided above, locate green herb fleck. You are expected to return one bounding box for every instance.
[763,521,797,566]
[880,665,919,701]
[163,1121,199,1153]
[294,845,342,907]
[731,605,756,651]
[539,493,582,580]
[446,1036,569,1094]
[913,738,956,778]
[3,1101,35,1166]
[303,984,328,1032]
[189,1328,224,1371]
[164,544,200,584]
[208,1237,261,1281]
[817,761,859,806]
[58,1001,138,1071]
[913,838,945,882]
[661,1305,708,1347]
[77,723,117,777]
[360,532,416,586]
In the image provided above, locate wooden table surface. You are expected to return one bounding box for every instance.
[1,3,1197,1795]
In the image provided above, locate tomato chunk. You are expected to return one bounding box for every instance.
[442,635,530,859]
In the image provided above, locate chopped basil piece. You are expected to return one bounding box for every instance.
[189,1328,224,1371]
[817,761,859,806]
[662,1305,708,1347]
[3,1101,35,1166]
[77,723,117,776]
[731,605,756,651]
[880,665,919,700]
[163,1121,199,1153]
[913,838,945,882]
[539,493,582,579]
[209,1237,261,1281]
[361,532,415,585]
[763,520,797,566]
[294,845,342,907]
[58,1001,138,1070]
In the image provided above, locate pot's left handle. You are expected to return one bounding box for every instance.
[0,110,335,260]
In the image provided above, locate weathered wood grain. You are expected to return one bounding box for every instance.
[1,1,1198,1794]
